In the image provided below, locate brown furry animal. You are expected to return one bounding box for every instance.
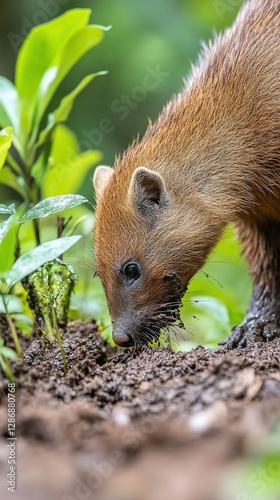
[93,0,280,348]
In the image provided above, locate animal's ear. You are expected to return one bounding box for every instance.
[93,166,113,202]
[128,166,168,221]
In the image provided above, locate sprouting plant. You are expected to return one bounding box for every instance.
[27,258,78,335]
[0,233,82,355]
[0,9,108,252]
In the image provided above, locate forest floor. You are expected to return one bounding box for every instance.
[0,320,280,500]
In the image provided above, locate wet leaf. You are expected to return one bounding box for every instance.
[20,194,89,223]
[0,203,16,215]
[0,213,18,244]
[0,235,81,289]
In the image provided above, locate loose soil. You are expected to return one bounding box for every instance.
[0,320,280,500]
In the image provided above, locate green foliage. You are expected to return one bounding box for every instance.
[0,9,108,207]
[0,8,108,368]
[13,9,108,161]
[39,125,101,198]
[0,236,81,291]
[19,195,89,223]
[28,259,78,333]
[0,128,12,169]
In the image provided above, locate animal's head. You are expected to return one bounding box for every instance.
[93,159,220,347]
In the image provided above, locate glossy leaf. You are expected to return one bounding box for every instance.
[15,9,108,142]
[41,125,101,197]
[0,213,18,244]
[15,10,90,135]
[35,24,108,128]
[20,194,89,223]
[0,78,22,155]
[37,72,106,147]
[0,78,17,127]
[0,235,81,289]
[0,223,17,273]
[0,128,13,169]
[0,203,15,215]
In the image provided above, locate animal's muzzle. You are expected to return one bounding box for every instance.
[112,330,134,347]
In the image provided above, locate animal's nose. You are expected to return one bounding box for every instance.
[112,331,134,347]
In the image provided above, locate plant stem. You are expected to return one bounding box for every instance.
[7,153,22,176]
[14,225,21,262]
[3,298,22,358]
[0,355,14,383]
[66,215,87,237]
[33,219,41,246]
[52,307,67,373]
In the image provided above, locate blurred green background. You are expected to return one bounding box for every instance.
[0,0,244,189]
[0,0,252,348]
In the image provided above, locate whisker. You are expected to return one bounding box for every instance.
[184,299,210,304]
[100,323,112,333]
[67,257,95,272]
[199,270,223,289]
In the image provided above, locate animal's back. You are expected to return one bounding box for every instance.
[180,0,280,217]
[93,0,280,349]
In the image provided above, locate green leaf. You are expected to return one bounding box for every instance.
[0,222,17,273]
[16,10,90,136]
[0,213,18,244]
[20,194,89,223]
[30,138,52,187]
[15,8,109,145]
[0,295,23,314]
[35,24,108,129]
[0,128,13,169]
[0,78,22,155]
[0,203,15,215]
[53,73,106,124]
[37,72,106,147]
[0,78,18,128]
[0,235,81,289]
[41,125,101,197]
[0,346,18,360]
[0,167,26,199]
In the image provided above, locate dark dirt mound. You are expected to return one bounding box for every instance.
[0,321,280,500]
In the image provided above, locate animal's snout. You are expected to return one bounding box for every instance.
[112,330,134,347]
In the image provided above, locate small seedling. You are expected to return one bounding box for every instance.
[52,307,68,374]
[27,259,79,333]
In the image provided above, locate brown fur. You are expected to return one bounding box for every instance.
[94,0,280,347]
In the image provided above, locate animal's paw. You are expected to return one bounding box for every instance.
[220,318,280,349]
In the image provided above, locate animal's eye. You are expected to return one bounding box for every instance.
[123,262,141,282]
